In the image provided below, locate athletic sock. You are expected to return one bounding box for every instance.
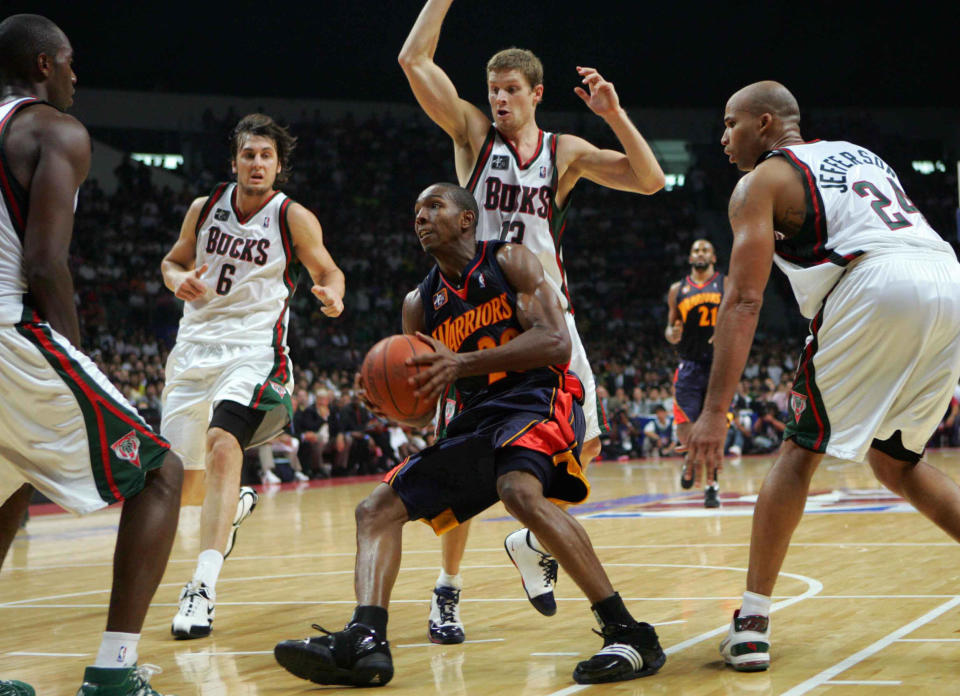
[436,570,462,590]
[351,605,388,638]
[194,549,224,590]
[741,590,771,617]
[93,631,140,668]
[591,592,634,629]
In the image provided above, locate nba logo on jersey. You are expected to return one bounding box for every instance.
[262,216,271,228]
[790,391,807,423]
[214,208,229,221]
[492,155,509,170]
[433,288,448,310]
[477,272,486,288]
[539,166,547,178]
[110,431,142,468]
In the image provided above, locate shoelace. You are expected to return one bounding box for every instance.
[130,664,162,695]
[435,590,459,625]
[539,555,558,586]
[182,585,208,617]
[311,623,333,635]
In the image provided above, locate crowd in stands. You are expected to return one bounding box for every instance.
[68,107,960,476]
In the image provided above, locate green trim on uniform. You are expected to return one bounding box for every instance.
[15,320,170,504]
[784,309,831,452]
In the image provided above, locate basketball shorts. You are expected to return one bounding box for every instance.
[786,249,960,462]
[383,380,589,534]
[672,359,711,425]
[0,317,170,514]
[565,311,606,440]
[161,341,293,470]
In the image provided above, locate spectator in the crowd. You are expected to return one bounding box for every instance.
[293,388,330,478]
[643,405,676,457]
[751,402,786,454]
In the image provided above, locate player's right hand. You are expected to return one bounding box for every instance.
[354,371,388,419]
[669,320,683,342]
[174,264,209,301]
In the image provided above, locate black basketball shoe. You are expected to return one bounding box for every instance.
[573,621,666,684]
[274,622,393,687]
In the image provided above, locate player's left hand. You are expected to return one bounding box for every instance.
[686,409,728,486]
[312,285,344,317]
[407,331,461,402]
[574,66,621,118]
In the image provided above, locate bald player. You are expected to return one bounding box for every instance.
[688,81,960,672]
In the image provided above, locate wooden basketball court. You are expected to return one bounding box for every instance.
[3,449,960,694]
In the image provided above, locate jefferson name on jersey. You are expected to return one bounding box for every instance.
[812,147,897,193]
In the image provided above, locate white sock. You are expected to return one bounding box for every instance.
[194,549,224,590]
[526,530,551,556]
[436,570,462,590]
[93,631,140,668]
[741,590,771,617]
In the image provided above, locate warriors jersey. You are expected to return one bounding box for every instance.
[417,240,574,409]
[676,272,724,362]
[0,97,47,324]
[467,127,573,310]
[176,182,299,346]
[761,140,955,318]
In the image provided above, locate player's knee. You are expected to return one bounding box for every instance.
[205,429,242,474]
[496,473,543,521]
[355,485,406,530]
[145,451,184,500]
[869,457,916,492]
[581,437,601,464]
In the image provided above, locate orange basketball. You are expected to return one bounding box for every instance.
[361,334,438,422]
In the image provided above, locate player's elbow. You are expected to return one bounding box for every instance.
[638,169,666,195]
[397,48,422,73]
[732,292,764,316]
[25,255,67,289]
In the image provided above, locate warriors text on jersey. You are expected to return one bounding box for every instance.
[177,182,299,345]
[676,272,724,362]
[467,127,573,310]
[762,140,955,318]
[417,240,572,409]
[0,97,47,324]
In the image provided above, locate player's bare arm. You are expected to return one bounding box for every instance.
[665,281,683,344]
[288,202,345,317]
[161,196,210,302]
[688,167,781,470]
[402,287,426,336]
[556,67,664,203]
[398,0,490,183]
[411,244,570,400]
[20,108,90,347]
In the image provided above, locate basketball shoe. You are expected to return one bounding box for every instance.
[573,621,666,683]
[274,622,393,687]
[171,581,215,639]
[504,529,558,616]
[76,664,167,695]
[223,486,258,559]
[719,609,770,671]
[0,681,34,696]
[428,585,465,644]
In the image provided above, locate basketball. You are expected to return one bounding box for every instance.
[361,334,438,421]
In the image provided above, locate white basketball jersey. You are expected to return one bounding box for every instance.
[468,127,573,310]
[176,182,298,346]
[764,140,955,318]
[0,97,43,324]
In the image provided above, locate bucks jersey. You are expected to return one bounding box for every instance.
[762,140,955,318]
[0,97,45,324]
[676,272,724,362]
[176,182,299,346]
[467,127,573,310]
[417,240,572,409]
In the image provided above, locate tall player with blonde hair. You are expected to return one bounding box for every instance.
[399,0,664,643]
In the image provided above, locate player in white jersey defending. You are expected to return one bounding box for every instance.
[687,81,960,672]
[399,0,664,643]
[0,15,183,696]
[161,113,344,639]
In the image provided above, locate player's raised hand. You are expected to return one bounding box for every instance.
[312,284,344,317]
[573,66,621,118]
[408,331,461,402]
[174,264,209,301]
